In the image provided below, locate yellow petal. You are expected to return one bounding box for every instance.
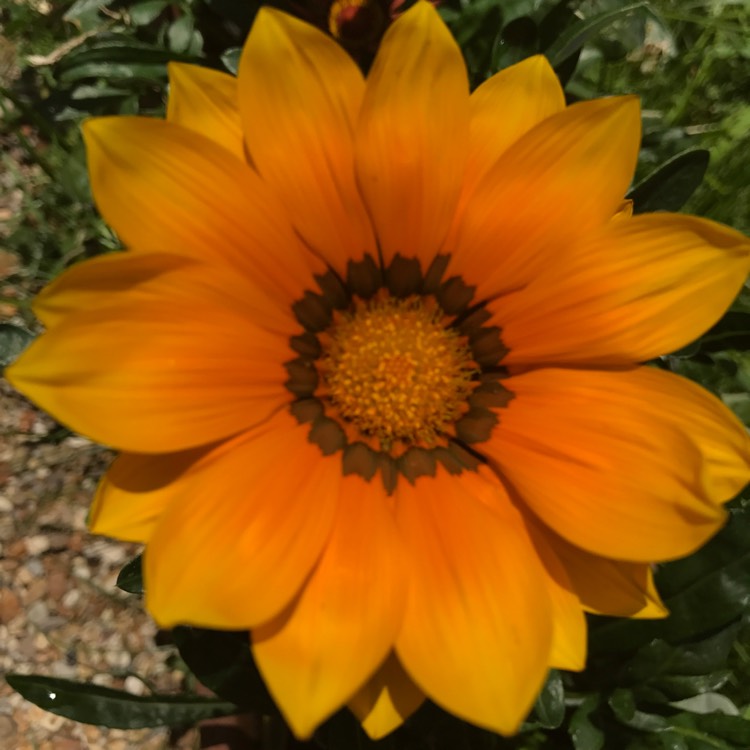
[144,410,340,629]
[238,7,375,271]
[526,522,587,671]
[82,116,322,302]
[252,474,405,739]
[7,257,291,452]
[549,533,667,619]
[166,62,245,160]
[348,653,426,740]
[494,213,750,366]
[462,55,565,203]
[449,95,641,301]
[395,467,552,735]
[355,1,469,268]
[90,446,213,543]
[484,367,750,562]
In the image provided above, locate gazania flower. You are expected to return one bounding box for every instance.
[8,1,750,740]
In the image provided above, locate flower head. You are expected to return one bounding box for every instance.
[8,1,750,740]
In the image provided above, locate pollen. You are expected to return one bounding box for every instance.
[317,293,477,450]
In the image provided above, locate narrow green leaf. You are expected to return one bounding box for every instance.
[628,149,711,214]
[0,323,34,367]
[6,675,238,729]
[116,554,143,594]
[533,669,565,729]
[544,3,650,67]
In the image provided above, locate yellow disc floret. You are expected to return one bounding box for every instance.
[318,293,477,450]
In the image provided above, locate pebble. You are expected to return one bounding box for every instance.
[0,496,12,513]
[25,535,50,556]
[124,675,148,696]
[26,601,49,627]
[0,588,20,623]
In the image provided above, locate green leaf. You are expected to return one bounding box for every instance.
[544,2,650,68]
[628,149,711,214]
[221,47,241,75]
[129,0,169,26]
[116,554,143,594]
[0,323,34,367]
[569,694,605,750]
[5,675,238,729]
[172,627,277,714]
[168,15,195,54]
[63,0,116,30]
[533,669,565,729]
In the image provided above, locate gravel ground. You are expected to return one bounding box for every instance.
[0,380,200,749]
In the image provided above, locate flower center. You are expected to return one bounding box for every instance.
[317,292,477,450]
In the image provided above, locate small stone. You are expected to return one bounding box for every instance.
[27,600,49,627]
[92,673,114,687]
[0,587,20,623]
[47,569,68,601]
[51,738,83,750]
[5,539,26,558]
[0,714,17,742]
[25,535,50,556]
[124,675,148,696]
[60,588,80,610]
[25,558,44,577]
[0,496,12,513]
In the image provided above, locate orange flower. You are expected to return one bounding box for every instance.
[8,1,750,740]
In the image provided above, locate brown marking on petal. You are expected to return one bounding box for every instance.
[398,447,437,483]
[378,453,399,495]
[290,332,322,359]
[346,254,382,298]
[292,291,332,332]
[290,398,324,424]
[284,358,319,397]
[454,305,492,335]
[385,254,423,298]
[342,441,379,480]
[437,276,475,315]
[454,406,498,444]
[315,269,350,309]
[469,380,514,410]
[432,446,465,475]
[422,254,450,294]
[470,326,508,367]
[447,440,483,471]
[308,416,347,455]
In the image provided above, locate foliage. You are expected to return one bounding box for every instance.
[2,0,750,748]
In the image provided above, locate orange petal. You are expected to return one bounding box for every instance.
[252,474,404,739]
[144,409,340,629]
[395,467,552,735]
[461,55,565,205]
[494,213,750,366]
[238,7,375,270]
[29,251,294,335]
[166,63,245,160]
[449,96,641,301]
[484,367,750,562]
[7,257,291,452]
[355,1,469,268]
[348,653,426,740]
[525,522,587,671]
[90,446,213,543]
[549,532,667,619]
[82,116,322,303]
